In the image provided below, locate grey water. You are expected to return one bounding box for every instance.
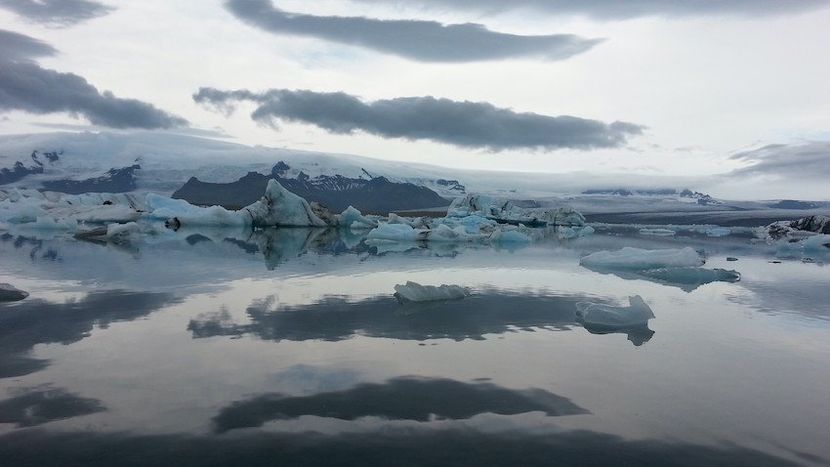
[1,227,829,466]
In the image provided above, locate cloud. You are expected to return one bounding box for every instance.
[0,387,105,427]
[729,141,830,179]
[0,29,57,62]
[224,0,599,62]
[194,88,643,150]
[0,0,113,27]
[355,0,830,19]
[0,29,186,129]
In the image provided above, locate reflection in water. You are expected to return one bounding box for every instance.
[189,292,598,342]
[0,427,806,467]
[0,291,180,378]
[581,264,741,293]
[583,325,656,347]
[213,376,588,432]
[0,387,105,427]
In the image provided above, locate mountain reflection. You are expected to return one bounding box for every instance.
[212,376,588,432]
[0,290,180,378]
[0,426,806,467]
[188,292,597,342]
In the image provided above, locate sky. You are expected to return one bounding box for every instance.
[0,0,829,197]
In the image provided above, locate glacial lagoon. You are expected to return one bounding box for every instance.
[1,227,829,466]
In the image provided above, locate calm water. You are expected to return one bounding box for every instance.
[1,227,829,466]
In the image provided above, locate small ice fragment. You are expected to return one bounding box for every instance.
[576,295,655,330]
[0,283,29,302]
[394,281,470,302]
[726,257,739,262]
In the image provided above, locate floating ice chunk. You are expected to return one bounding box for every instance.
[541,207,586,227]
[705,227,731,237]
[146,194,245,227]
[489,229,532,244]
[367,223,425,242]
[803,234,830,252]
[576,295,655,330]
[0,283,29,302]
[106,222,141,240]
[31,216,78,231]
[580,247,704,270]
[394,281,470,302]
[639,228,676,236]
[338,206,377,229]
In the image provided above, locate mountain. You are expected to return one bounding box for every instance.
[172,167,451,213]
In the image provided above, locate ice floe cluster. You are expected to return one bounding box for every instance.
[758,215,830,257]
[580,247,741,291]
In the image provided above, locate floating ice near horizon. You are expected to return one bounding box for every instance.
[803,234,830,252]
[0,283,29,302]
[705,227,731,237]
[639,228,676,236]
[576,295,655,330]
[394,281,470,302]
[448,194,585,227]
[337,206,378,229]
[580,247,704,270]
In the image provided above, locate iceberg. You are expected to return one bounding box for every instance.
[106,222,141,241]
[447,194,584,227]
[241,180,328,227]
[576,295,655,330]
[0,283,29,302]
[580,247,704,271]
[803,234,830,252]
[394,281,470,302]
[489,229,532,244]
[338,206,378,229]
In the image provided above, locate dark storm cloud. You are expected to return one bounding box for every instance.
[356,0,830,19]
[729,142,830,179]
[212,376,588,432]
[0,29,186,129]
[0,0,113,26]
[0,29,57,61]
[193,88,643,150]
[224,0,599,62]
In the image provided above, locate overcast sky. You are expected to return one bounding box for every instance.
[0,0,829,194]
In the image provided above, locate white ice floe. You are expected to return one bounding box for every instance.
[0,283,29,302]
[580,247,704,270]
[576,295,655,329]
[638,228,676,236]
[394,281,470,302]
